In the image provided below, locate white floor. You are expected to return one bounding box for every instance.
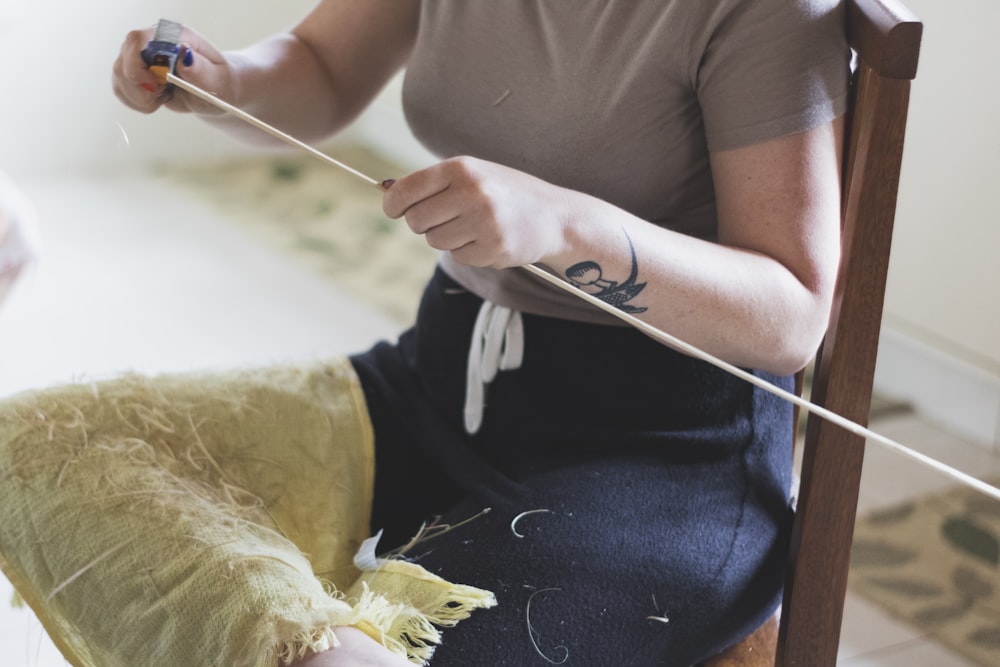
[1,173,997,666]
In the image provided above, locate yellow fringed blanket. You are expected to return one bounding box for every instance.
[0,359,494,666]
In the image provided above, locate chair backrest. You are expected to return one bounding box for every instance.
[776,1,923,665]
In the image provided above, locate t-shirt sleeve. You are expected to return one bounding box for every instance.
[694,0,851,152]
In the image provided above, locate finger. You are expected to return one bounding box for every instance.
[112,28,166,112]
[400,184,472,236]
[161,45,201,114]
[162,38,235,115]
[119,28,157,83]
[174,26,228,64]
[111,77,155,114]
[421,214,478,252]
[114,23,230,115]
[448,242,494,268]
[430,214,510,268]
[381,165,451,220]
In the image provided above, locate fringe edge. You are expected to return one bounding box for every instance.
[247,580,496,667]
[357,579,497,663]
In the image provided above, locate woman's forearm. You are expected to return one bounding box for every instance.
[546,197,835,376]
[541,121,843,376]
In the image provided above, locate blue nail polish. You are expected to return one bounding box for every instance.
[183,49,194,67]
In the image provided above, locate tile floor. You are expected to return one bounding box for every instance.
[837,412,1000,666]
[1,173,996,666]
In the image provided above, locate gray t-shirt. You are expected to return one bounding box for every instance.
[402,0,850,324]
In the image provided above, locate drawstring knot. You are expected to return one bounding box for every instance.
[464,302,524,434]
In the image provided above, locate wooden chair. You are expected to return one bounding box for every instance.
[705,0,923,665]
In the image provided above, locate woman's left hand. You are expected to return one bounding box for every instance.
[381,156,573,269]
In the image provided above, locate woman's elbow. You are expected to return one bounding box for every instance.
[766,296,834,376]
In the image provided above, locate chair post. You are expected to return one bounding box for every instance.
[775,2,922,663]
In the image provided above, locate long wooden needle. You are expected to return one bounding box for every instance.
[165,71,1000,502]
[166,73,385,189]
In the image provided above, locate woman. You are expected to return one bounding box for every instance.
[112,1,848,664]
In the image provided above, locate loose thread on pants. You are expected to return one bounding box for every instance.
[525,587,569,665]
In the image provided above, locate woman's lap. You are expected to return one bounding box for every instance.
[353,384,789,665]
[349,268,794,665]
[408,461,787,666]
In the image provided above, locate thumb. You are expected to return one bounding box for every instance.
[162,43,233,115]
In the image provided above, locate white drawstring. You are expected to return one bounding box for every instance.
[464,302,524,434]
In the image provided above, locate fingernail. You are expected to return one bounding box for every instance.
[182,48,194,67]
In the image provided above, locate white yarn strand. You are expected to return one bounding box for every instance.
[164,76,1000,503]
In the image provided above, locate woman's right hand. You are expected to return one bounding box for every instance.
[111,22,234,117]
[111,2,420,144]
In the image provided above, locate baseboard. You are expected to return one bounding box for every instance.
[874,327,1000,453]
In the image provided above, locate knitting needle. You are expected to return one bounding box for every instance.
[163,73,1000,502]
[165,73,387,190]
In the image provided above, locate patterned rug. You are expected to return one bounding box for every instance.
[850,478,1000,665]
[156,144,437,325]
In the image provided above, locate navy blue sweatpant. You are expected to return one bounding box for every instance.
[350,268,794,666]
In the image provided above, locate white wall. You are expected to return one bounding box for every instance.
[873,0,1000,449]
[885,0,1000,371]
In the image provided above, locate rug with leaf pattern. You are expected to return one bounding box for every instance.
[849,478,1000,665]
[155,144,438,325]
